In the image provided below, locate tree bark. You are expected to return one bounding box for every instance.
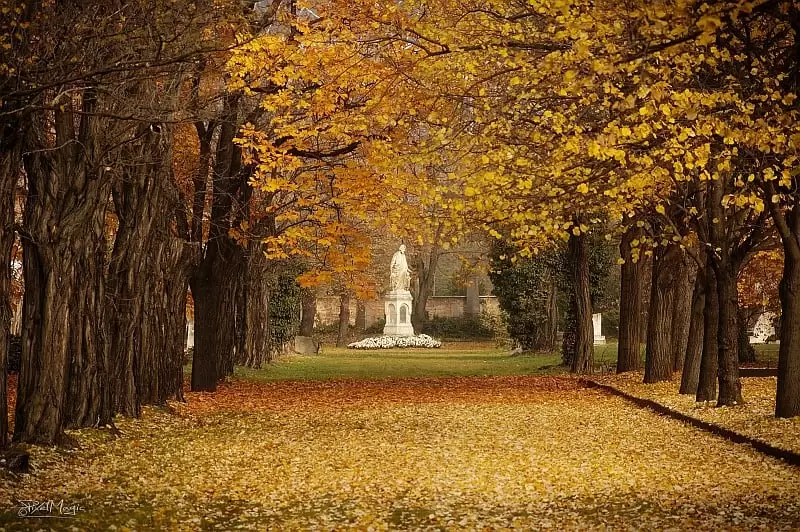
[544,272,558,352]
[737,307,756,363]
[569,229,594,374]
[617,225,645,373]
[411,240,441,334]
[776,249,800,417]
[679,271,705,394]
[355,301,367,334]
[300,289,317,337]
[697,268,719,402]
[0,127,18,449]
[15,101,113,444]
[190,237,243,390]
[107,128,162,417]
[240,244,272,368]
[766,182,800,417]
[190,95,246,392]
[714,262,744,406]
[644,245,679,383]
[671,255,695,372]
[337,293,351,347]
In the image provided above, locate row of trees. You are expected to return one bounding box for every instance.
[2,0,800,448]
[0,1,356,446]
[226,0,800,415]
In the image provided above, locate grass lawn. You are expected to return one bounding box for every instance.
[230,341,781,382]
[234,341,565,381]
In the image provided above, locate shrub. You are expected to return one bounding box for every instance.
[420,315,494,340]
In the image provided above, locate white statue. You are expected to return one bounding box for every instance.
[389,244,411,292]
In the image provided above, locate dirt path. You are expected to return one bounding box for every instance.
[2,376,799,530]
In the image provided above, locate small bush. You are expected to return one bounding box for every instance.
[364,319,385,334]
[421,315,495,340]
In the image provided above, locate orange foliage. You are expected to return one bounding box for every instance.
[739,250,784,311]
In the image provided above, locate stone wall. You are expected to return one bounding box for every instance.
[314,295,500,327]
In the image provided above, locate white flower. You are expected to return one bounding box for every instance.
[347,334,442,349]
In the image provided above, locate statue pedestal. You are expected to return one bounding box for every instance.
[592,312,606,345]
[383,290,415,336]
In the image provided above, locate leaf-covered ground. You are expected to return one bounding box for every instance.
[2,376,800,530]
[592,372,800,455]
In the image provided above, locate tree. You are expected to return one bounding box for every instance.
[617,223,647,373]
[488,240,559,352]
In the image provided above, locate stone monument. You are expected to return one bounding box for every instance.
[592,313,606,345]
[384,245,415,336]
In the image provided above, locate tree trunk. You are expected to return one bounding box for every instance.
[569,229,593,374]
[154,238,192,404]
[300,289,317,337]
[355,301,367,334]
[644,245,679,383]
[190,237,243,391]
[617,225,645,373]
[411,242,440,334]
[776,247,800,417]
[0,130,18,449]
[715,262,743,406]
[544,272,558,352]
[241,244,271,368]
[671,255,695,372]
[766,180,800,417]
[106,128,161,417]
[737,307,756,363]
[697,268,719,402]
[679,272,705,395]
[15,101,113,444]
[337,293,351,347]
[190,95,246,391]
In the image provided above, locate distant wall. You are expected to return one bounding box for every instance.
[314,295,500,327]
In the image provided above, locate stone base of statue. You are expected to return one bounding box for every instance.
[383,290,415,336]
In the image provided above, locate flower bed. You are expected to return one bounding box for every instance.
[348,334,442,349]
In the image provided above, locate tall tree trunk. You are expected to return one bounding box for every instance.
[107,128,161,417]
[617,225,645,373]
[108,128,194,412]
[241,244,271,368]
[0,129,18,449]
[190,237,243,390]
[411,240,441,334]
[299,289,317,337]
[355,301,367,334]
[697,268,719,402]
[766,179,800,416]
[671,255,695,372]
[776,248,800,417]
[644,245,679,383]
[337,293,351,347]
[705,176,742,406]
[569,229,593,374]
[544,272,558,352]
[154,238,192,404]
[715,262,743,406]
[737,307,756,363]
[680,272,705,394]
[15,102,113,443]
[190,95,246,391]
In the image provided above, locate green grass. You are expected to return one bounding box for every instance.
[234,342,565,381]
[753,343,780,366]
[228,341,782,382]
